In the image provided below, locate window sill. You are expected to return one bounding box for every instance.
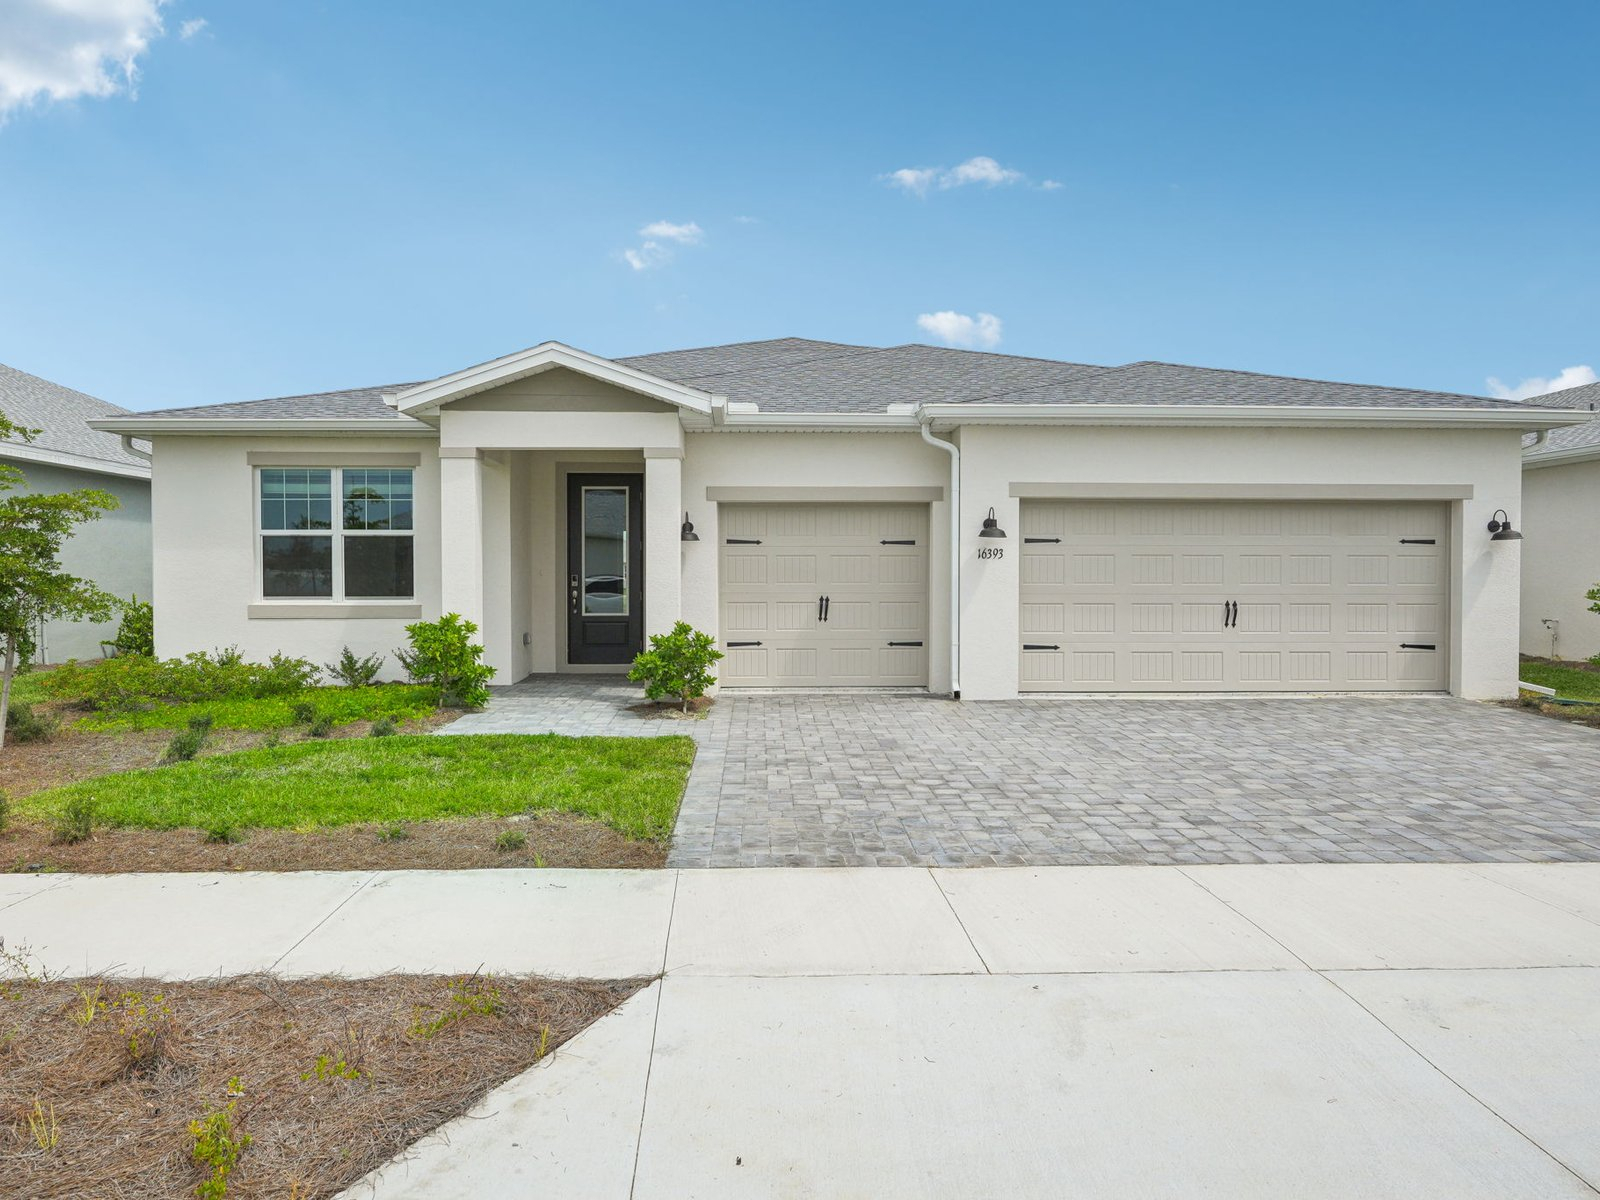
[247,603,422,620]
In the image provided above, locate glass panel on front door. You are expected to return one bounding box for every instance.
[582,486,629,615]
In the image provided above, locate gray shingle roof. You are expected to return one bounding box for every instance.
[98,337,1561,424]
[636,342,1106,412]
[1523,381,1600,459]
[619,337,872,381]
[0,362,149,471]
[131,383,426,422]
[974,360,1532,409]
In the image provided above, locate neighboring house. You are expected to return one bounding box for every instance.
[91,339,1583,700]
[1519,380,1600,662]
[0,363,153,662]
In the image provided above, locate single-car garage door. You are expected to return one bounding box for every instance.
[1020,500,1448,692]
[720,503,928,687]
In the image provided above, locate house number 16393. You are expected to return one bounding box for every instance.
[977,546,1004,560]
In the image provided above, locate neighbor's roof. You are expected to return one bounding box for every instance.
[0,362,150,473]
[1523,381,1600,463]
[99,337,1576,424]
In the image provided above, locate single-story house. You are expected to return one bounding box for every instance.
[91,338,1587,700]
[1,363,152,662]
[1519,379,1600,662]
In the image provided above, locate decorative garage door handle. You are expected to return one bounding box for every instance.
[887,641,923,647]
[725,538,762,544]
[726,641,763,648]
[1223,600,1238,628]
[880,539,916,545]
[1399,538,1436,545]
[1022,644,1061,650]
[1024,537,1061,544]
[822,595,830,622]
[1400,643,1437,650]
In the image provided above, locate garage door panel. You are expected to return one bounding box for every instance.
[1020,501,1448,693]
[719,503,929,688]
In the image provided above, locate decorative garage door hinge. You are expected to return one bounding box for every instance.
[725,538,763,544]
[1024,537,1062,544]
[726,641,763,648]
[1022,644,1061,650]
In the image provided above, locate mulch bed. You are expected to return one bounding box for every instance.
[1,809,667,873]
[0,968,649,1199]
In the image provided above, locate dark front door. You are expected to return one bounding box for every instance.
[567,473,644,664]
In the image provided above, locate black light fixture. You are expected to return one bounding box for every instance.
[1487,509,1523,542]
[978,507,1007,538]
[680,512,700,542]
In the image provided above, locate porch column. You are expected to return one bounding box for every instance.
[644,449,683,637]
[438,448,485,635]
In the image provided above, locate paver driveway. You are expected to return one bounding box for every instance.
[448,678,1600,868]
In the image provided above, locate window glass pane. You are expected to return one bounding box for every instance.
[344,536,414,598]
[582,486,627,615]
[262,536,333,597]
[344,468,414,530]
[259,468,332,530]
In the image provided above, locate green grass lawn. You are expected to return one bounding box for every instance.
[1519,659,1600,702]
[19,734,696,842]
[70,684,440,732]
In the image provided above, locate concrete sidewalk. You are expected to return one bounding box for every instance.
[5,864,1600,1197]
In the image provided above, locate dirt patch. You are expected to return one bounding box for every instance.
[1,808,667,873]
[626,696,712,720]
[0,968,647,1200]
[1501,697,1600,731]
[1520,654,1600,674]
[0,710,457,799]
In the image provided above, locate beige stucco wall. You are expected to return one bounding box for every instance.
[146,404,1526,701]
[1520,459,1600,662]
[953,424,1525,701]
[149,435,440,678]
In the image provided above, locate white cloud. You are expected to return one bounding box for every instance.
[0,0,169,120]
[916,310,1003,350]
[178,16,205,39]
[733,214,760,224]
[1486,364,1598,402]
[621,219,703,271]
[884,157,1030,196]
[638,219,702,245]
[1040,179,1063,191]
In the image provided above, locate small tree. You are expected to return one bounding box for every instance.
[628,621,723,712]
[109,595,154,656]
[0,411,121,748]
[396,613,495,708]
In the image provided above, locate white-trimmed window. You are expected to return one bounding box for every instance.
[258,467,414,599]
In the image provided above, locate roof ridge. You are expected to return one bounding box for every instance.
[887,343,1102,370]
[672,343,891,384]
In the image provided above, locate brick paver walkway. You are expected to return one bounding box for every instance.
[448,678,1600,868]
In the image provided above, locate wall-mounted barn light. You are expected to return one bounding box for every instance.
[978,507,1007,539]
[1487,509,1523,542]
[680,512,700,542]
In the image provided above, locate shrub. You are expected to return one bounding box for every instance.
[110,596,155,657]
[187,713,215,734]
[369,716,397,737]
[307,715,334,739]
[494,829,527,853]
[52,793,97,844]
[376,821,409,842]
[204,823,242,844]
[396,613,495,709]
[628,621,724,712]
[190,1077,252,1200]
[325,646,385,688]
[0,790,9,835]
[5,699,58,743]
[290,700,318,724]
[41,650,320,712]
[165,728,206,762]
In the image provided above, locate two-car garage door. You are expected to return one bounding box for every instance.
[719,503,929,687]
[1019,500,1448,692]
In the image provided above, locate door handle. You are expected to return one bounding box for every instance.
[570,574,580,614]
[1230,601,1238,628]
[822,595,830,622]
[818,595,825,622]
[1222,601,1229,629]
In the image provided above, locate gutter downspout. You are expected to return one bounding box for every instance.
[918,415,960,699]
[120,435,152,462]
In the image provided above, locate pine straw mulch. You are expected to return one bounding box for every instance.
[1503,696,1600,731]
[1,809,667,874]
[0,967,649,1199]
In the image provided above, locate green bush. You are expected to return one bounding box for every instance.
[494,829,527,853]
[41,650,319,712]
[290,700,318,724]
[396,613,495,709]
[187,713,215,734]
[5,700,58,743]
[325,646,385,688]
[164,727,206,762]
[308,715,334,738]
[110,596,154,657]
[0,790,9,834]
[628,621,723,711]
[369,716,397,737]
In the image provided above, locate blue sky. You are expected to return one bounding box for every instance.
[0,0,1595,410]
